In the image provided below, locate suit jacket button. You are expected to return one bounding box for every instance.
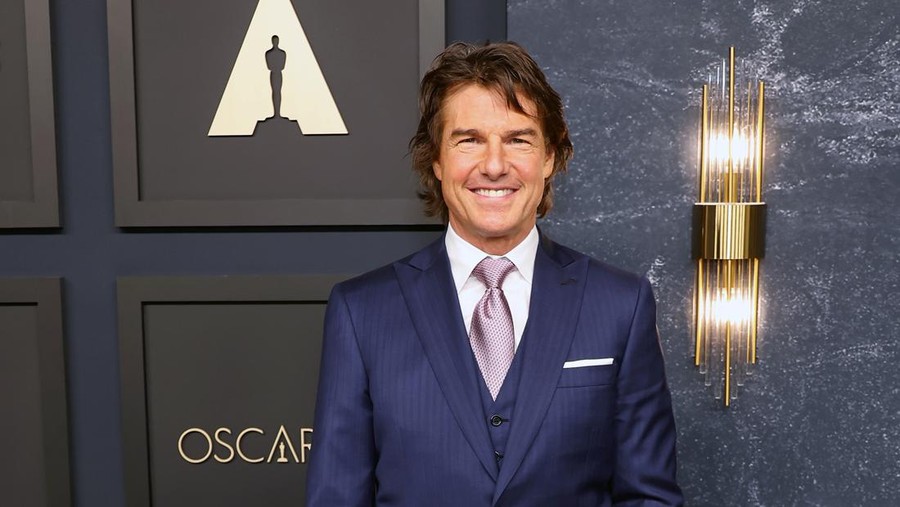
[490,415,503,427]
[494,450,503,462]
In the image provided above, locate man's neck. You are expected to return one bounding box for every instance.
[446,224,535,256]
[445,223,540,293]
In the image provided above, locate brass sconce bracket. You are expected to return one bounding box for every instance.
[692,203,766,260]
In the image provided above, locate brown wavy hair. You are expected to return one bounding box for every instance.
[409,41,574,222]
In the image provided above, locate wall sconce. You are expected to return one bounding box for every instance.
[692,47,766,407]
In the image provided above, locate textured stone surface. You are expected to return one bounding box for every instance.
[510,1,899,505]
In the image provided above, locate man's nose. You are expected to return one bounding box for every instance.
[481,139,507,179]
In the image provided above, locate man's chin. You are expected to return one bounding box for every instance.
[471,224,533,243]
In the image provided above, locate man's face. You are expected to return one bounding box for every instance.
[433,84,554,254]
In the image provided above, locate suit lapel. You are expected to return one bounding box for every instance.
[395,237,499,481]
[493,236,589,503]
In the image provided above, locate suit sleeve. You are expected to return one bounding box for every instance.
[306,284,376,506]
[612,277,684,506]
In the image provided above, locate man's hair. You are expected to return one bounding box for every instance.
[409,41,574,222]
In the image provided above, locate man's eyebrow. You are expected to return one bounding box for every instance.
[505,128,538,138]
[449,128,481,138]
[448,128,539,138]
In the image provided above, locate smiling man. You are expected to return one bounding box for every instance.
[307,42,683,506]
[434,85,553,258]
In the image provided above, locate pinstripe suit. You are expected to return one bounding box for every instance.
[307,233,683,506]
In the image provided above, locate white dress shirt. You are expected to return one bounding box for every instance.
[445,224,539,350]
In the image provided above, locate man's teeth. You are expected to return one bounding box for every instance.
[474,189,513,197]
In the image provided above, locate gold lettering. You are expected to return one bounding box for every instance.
[300,428,313,463]
[236,427,265,463]
[177,425,314,464]
[178,428,212,464]
[213,428,235,463]
[266,425,300,463]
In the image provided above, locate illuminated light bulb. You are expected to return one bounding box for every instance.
[708,132,753,165]
[711,289,751,325]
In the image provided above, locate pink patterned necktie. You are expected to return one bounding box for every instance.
[469,256,517,400]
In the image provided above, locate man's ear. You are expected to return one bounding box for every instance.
[433,161,443,181]
[542,152,555,179]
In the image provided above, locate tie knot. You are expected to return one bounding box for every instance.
[472,257,516,289]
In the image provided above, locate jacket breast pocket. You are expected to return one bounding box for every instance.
[556,364,618,388]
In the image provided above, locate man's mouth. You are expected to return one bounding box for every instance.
[472,188,515,197]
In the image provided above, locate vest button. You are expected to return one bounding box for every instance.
[490,414,503,427]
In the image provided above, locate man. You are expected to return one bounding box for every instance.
[307,42,683,506]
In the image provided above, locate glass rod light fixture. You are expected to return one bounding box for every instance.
[692,47,766,407]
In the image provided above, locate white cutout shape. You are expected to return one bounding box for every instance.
[209,0,348,136]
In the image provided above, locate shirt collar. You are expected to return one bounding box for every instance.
[445,224,540,292]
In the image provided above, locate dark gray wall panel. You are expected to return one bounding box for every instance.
[132,1,418,201]
[118,276,344,507]
[0,0,59,228]
[0,305,46,507]
[108,0,444,226]
[0,0,34,201]
[144,304,322,506]
[510,0,900,505]
[0,278,70,507]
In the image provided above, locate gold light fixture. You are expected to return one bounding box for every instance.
[692,47,766,407]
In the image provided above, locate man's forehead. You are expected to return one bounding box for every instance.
[441,84,541,129]
[445,84,538,114]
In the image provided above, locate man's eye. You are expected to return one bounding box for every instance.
[454,138,479,147]
[510,138,531,145]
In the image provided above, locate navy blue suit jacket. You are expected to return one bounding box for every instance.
[307,234,682,506]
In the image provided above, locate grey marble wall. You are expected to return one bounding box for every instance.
[510,0,899,505]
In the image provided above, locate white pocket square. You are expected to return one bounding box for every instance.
[563,358,614,368]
